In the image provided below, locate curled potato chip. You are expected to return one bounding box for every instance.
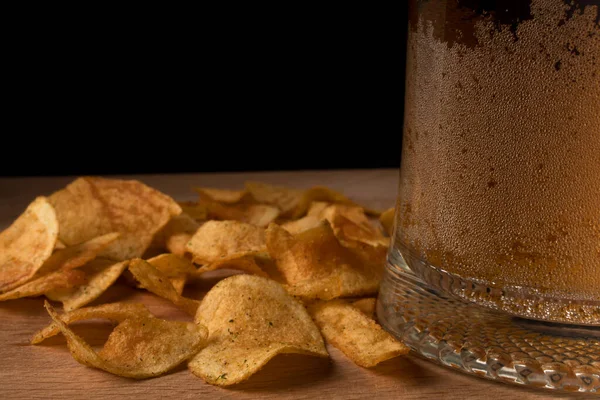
[31,302,152,344]
[309,299,409,367]
[128,258,199,316]
[34,232,120,278]
[199,197,280,228]
[186,220,266,265]
[195,253,269,278]
[245,181,303,217]
[281,215,322,235]
[309,204,389,248]
[44,301,208,379]
[0,197,58,293]
[379,207,395,236]
[194,187,249,204]
[49,177,181,261]
[188,275,328,386]
[178,201,208,222]
[147,254,197,295]
[0,269,86,301]
[351,298,376,318]
[152,213,200,257]
[266,221,382,300]
[50,259,129,311]
[293,186,356,219]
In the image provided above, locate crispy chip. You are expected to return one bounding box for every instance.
[194,187,249,204]
[200,198,280,228]
[178,201,208,222]
[34,232,120,278]
[31,302,152,344]
[293,186,356,219]
[128,259,199,316]
[379,207,395,236]
[266,221,382,300]
[152,213,200,257]
[188,275,328,386]
[245,181,303,217]
[50,259,129,311]
[44,302,207,379]
[147,254,197,295]
[186,220,266,265]
[0,269,85,301]
[49,177,181,261]
[0,197,58,292]
[309,299,409,367]
[309,204,389,247]
[351,298,376,318]
[195,253,269,278]
[281,215,322,235]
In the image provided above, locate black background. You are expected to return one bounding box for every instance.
[2,5,408,177]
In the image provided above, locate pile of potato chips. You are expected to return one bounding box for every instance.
[0,177,407,386]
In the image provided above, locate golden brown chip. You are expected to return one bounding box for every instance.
[44,301,207,379]
[31,302,153,344]
[200,198,280,228]
[186,220,266,265]
[48,177,181,261]
[351,298,377,318]
[293,186,356,218]
[309,299,409,367]
[245,181,303,217]
[266,221,382,300]
[194,187,249,204]
[188,275,328,386]
[34,232,120,278]
[379,207,395,236]
[151,213,200,257]
[195,253,269,278]
[310,204,389,247]
[0,197,58,293]
[0,269,85,301]
[281,215,322,235]
[128,258,199,316]
[48,259,129,311]
[178,201,208,222]
[147,253,197,295]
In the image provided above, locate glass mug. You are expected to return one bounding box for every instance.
[385,0,599,325]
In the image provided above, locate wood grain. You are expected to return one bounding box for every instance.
[0,170,592,399]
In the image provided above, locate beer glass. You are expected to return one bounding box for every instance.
[377,0,599,392]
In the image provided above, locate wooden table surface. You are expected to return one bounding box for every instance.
[0,169,594,399]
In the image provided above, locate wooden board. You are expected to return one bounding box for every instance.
[0,170,589,399]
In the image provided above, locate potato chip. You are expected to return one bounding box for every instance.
[186,220,266,265]
[266,221,382,300]
[0,197,58,293]
[199,198,280,228]
[309,299,409,367]
[128,258,199,316]
[281,215,322,235]
[178,201,208,222]
[292,186,357,218]
[147,254,197,295]
[379,207,395,236]
[194,187,249,204]
[351,298,376,318]
[152,213,200,257]
[245,181,303,217]
[49,177,181,261]
[31,302,152,344]
[309,204,389,248]
[0,269,85,301]
[188,275,328,386]
[49,259,129,311]
[195,253,269,278]
[44,301,207,379]
[34,232,120,278]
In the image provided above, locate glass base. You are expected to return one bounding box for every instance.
[377,250,600,393]
[397,245,600,326]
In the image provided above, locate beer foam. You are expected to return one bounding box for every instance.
[397,0,600,298]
